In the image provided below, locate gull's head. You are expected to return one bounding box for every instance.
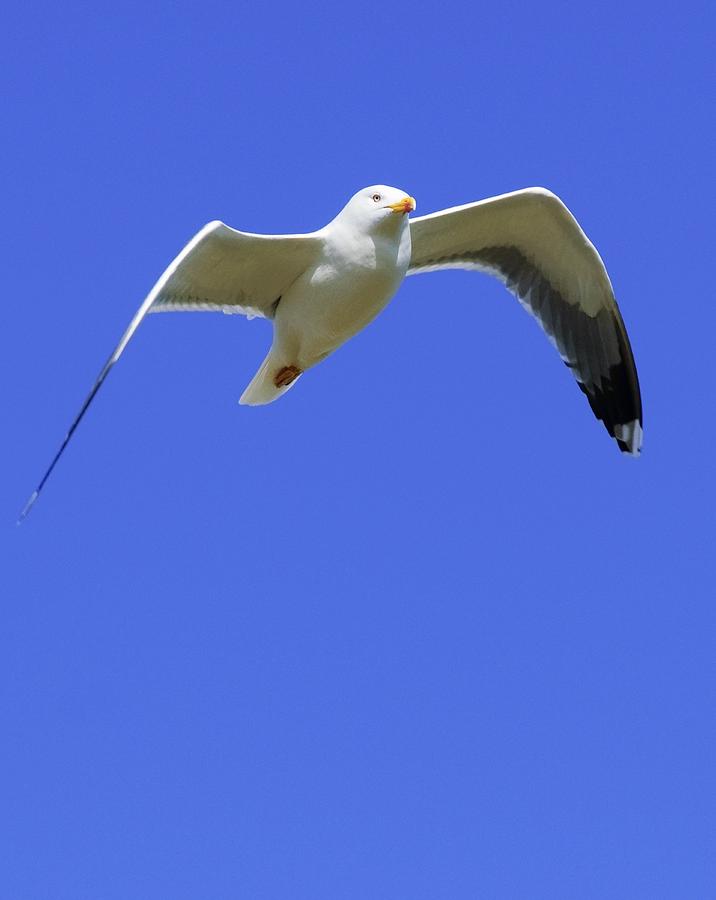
[334,185,416,232]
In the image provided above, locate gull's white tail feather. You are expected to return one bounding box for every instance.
[239,350,301,406]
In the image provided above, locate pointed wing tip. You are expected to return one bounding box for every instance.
[615,419,643,456]
[17,490,39,524]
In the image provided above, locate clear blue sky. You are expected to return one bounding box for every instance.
[4,1,714,896]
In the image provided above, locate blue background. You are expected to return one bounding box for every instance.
[4,1,714,896]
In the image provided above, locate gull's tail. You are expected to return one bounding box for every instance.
[239,350,301,406]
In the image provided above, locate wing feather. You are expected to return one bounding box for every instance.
[148,221,320,318]
[408,189,642,454]
[19,222,320,520]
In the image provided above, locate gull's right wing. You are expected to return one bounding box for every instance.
[19,222,321,521]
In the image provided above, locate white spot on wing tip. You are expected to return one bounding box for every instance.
[615,419,643,456]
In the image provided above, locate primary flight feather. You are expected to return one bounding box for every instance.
[20,185,642,520]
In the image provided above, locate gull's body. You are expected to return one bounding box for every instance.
[240,187,412,405]
[20,184,642,520]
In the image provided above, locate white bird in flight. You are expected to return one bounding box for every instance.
[20,185,642,520]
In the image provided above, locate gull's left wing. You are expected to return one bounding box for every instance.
[408,189,642,455]
[19,222,321,521]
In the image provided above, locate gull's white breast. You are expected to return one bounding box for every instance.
[274,220,412,370]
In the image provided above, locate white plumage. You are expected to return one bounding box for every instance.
[20,184,642,520]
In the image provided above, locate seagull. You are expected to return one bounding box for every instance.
[19,185,642,520]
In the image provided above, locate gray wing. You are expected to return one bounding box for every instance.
[408,188,642,455]
[19,222,321,520]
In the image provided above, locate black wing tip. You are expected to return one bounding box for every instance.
[575,376,643,456]
[614,419,643,456]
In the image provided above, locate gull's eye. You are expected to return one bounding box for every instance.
[372,193,381,203]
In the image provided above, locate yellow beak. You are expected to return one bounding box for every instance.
[386,196,416,214]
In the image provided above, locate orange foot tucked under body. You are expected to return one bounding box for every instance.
[274,365,302,388]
